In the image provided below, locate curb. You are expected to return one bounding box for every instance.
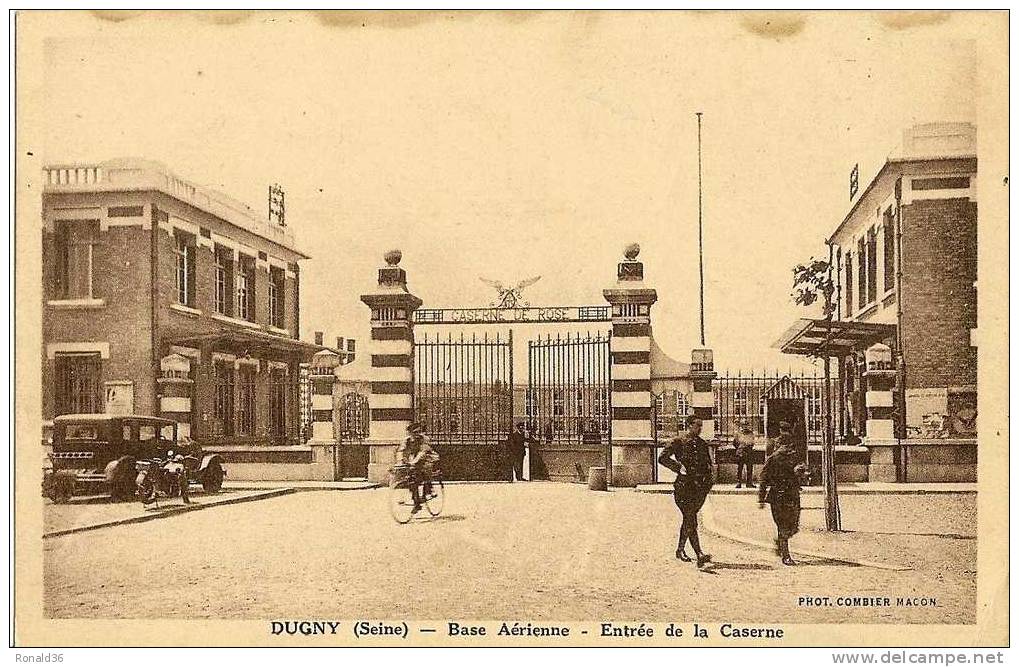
[699,497,912,572]
[225,483,382,491]
[43,488,298,539]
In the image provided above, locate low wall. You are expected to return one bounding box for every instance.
[205,444,336,481]
[867,438,976,483]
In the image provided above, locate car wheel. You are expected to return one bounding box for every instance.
[202,462,224,493]
[109,456,136,501]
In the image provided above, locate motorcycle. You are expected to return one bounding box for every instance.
[135,451,193,506]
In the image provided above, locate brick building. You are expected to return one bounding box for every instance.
[42,158,324,475]
[777,122,978,482]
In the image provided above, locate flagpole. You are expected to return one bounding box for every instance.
[696,111,706,347]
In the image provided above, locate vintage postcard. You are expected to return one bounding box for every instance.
[12,9,1009,650]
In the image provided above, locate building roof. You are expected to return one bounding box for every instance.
[828,122,976,244]
[169,328,325,360]
[774,318,896,358]
[763,376,807,400]
[650,337,691,379]
[42,158,308,258]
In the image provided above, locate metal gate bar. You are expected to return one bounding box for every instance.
[527,332,611,482]
[414,331,513,480]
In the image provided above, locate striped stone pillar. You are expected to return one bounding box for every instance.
[603,243,657,487]
[862,343,898,482]
[360,250,423,484]
[309,350,340,443]
[307,350,340,481]
[158,353,194,441]
[863,343,896,441]
[690,348,717,440]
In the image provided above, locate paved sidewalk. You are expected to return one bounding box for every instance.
[45,480,383,538]
[44,488,297,538]
[635,482,977,495]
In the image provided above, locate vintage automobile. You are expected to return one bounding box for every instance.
[43,414,226,503]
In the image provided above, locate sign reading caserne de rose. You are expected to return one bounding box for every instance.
[414,306,610,325]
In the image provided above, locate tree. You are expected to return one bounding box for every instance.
[790,248,842,531]
[791,256,836,319]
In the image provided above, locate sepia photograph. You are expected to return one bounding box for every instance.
[10,8,1009,652]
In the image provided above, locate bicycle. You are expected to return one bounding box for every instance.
[389,463,445,524]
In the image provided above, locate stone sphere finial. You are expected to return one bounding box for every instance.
[623,243,640,261]
[384,249,402,266]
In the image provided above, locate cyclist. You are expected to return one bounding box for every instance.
[395,422,439,513]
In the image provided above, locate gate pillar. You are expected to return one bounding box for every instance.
[308,348,340,480]
[603,243,657,487]
[690,348,717,440]
[360,250,423,483]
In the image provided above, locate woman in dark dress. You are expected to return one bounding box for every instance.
[658,415,714,568]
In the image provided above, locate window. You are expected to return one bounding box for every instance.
[867,227,878,304]
[174,232,196,307]
[808,393,824,433]
[269,266,285,329]
[269,368,287,440]
[138,425,157,442]
[236,255,255,321]
[883,208,896,293]
[213,361,234,436]
[214,245,233,316]
[53,220,99,299]
[733,389,748,416]
[676,392,689,417]
[66,425,99,440]
[54,353,103,415]
[236,364,256,435]
[553,390,565,416]
[844,251,854,315]
[857,236,867,308]
[595,388,609,418]
[654,393,665,431]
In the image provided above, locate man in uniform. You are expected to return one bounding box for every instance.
[757,427,808,566]
[658,415,714,568]
[506,423,529,482]
[766,419,799,458]
[732,420,756,488]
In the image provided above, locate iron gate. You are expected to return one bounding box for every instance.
[337,392,370,479]
[526,332,611,482]
[414,331,514,480]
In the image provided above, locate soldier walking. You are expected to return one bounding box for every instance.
[757,423,807,566]
[658,415,714,568]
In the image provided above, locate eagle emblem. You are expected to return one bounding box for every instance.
[479,276,542,309]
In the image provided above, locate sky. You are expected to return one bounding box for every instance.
[32,10,981,373]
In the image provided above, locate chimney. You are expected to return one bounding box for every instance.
[314,331,323,346]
